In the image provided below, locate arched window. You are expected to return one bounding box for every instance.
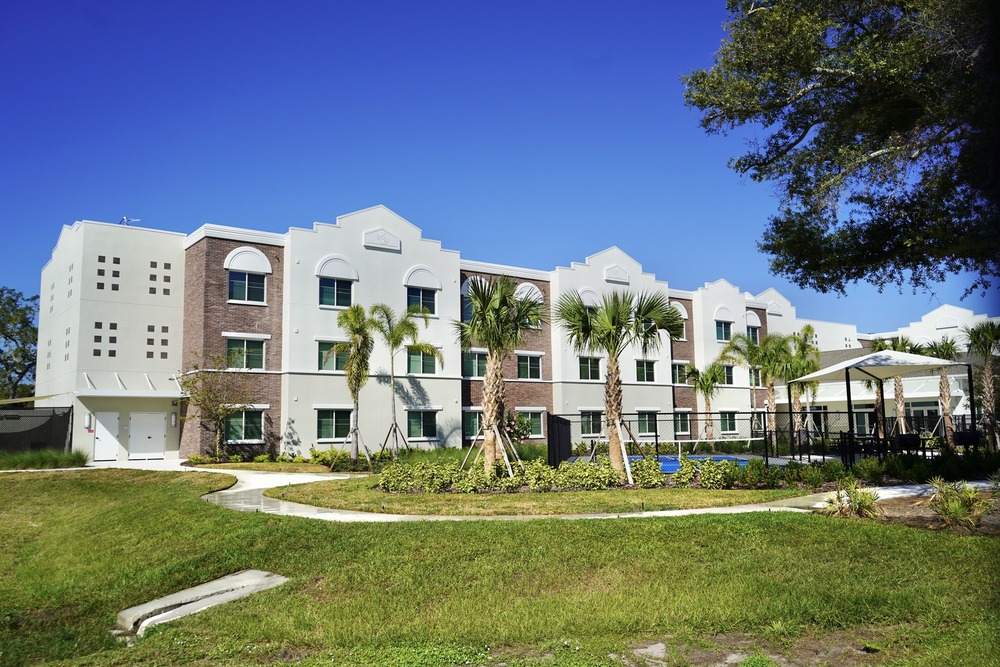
[316,255,358,308]
[745,310,761,343]
[670,301,689,340]
[224,247,271,303]
[404,265,441,315]
[714,305,734,342]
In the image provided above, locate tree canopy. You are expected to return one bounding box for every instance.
[0,287,38,401]
[684,0,999,295]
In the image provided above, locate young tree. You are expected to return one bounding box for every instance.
[370,303,443,457]
[685,361,727,444]
[785,325,821,436]
[0,287,38,401]
[455,276,545,475]
[326,304,375,464]
[873,337,924,434]
[557,290,683,475]
[684,0,999,296]
[963,321,1000,450]
[924,337,960,449]
[720,331,789,437]
[176,353,254,460]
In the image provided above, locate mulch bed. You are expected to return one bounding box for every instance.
[876,492,1000,536]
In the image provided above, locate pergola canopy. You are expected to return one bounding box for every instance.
[791,350,965,385]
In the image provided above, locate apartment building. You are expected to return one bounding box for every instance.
[35,206,992,461]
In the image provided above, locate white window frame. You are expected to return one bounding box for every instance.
[406,407,441,441]
[463,350,488,378]
[515,407,546,439]
[636,359,655,383]
[516,353,542,380]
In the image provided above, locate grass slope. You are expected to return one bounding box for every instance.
[266,476,806,515]
[0,469,998,666]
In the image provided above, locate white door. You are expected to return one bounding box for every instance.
[94,412,120,461]
[129,413,166,460]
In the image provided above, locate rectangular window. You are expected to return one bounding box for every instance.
[747,326,760,344]
[580,411,603,436]
[463,351,487,377]
[318,342,348,371]
[671,363,687,385]
[749,368,761,387]
[228,271,266,303]
[636,360,655,383]
[579,357,600,380]
[720,412,737,433]
[461,295,472,322]
[637,411,657,436]
[407,287,436,315]
[319,278,352,307]
[715,320,732,342]
[463,411,483,438]
[517,355,541,379]
[407,411,437,439]
[227,339,264,369]
[224,411,263,443]
[520,411,543,437]
[317,410,351,440]
[407,348,437,374]
[722,365,734,385]
[674,412,690,435]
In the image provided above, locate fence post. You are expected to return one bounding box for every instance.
[763,411,769,468]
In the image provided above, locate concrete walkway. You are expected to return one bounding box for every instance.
[59,459,991,523]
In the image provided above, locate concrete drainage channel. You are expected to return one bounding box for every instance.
[113,569,288,643]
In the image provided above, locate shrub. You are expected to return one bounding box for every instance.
[452,466,491,493]
[801,465,826,490]
[742,458,768,487]
[852,456,884,485]
[823,477,880,519]
[378,463,418,493]
[493,470,526,493]
[820,459,846,482]
[227,454,243,463]
[276,453,292,463]
[742,655,780,667]
[631,457,666,488]
[928,477,996,530]
[555,457,619,490]
[0,449,90,470]
[720,459,743,488]
[671,454,697,487]
[523,459,557,492]
[252,454,272,463]
[185,454,210,465]
[697,458,727,490]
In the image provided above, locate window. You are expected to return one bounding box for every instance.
[674,412,690,435]
[224,411,263,443]
[407,287,436,315]
[407,348,437,374]
[228,271,265,303]
[521,411,544,437]
[317,410,351,440]
[581,411,603,436]
[747,325,760,344]
[463,351,487,377]
[318,342,348,371]
[227,339,264,369]
[671,363,687,384]
[463,411,483,438]
[461,294,473,322]
[579,357,600,380]
[637,411,657,436]
[319,278,352,307]
[517,355,541,379]
[407,411,437,439]
[715,320,732,342]
[722,365,734,385]
[636,360,655,382]
[749,368,761,387]
[720,412,737,433]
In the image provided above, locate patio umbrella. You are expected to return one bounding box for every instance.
[788,350,974,444]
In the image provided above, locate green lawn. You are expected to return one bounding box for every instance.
[265,476,807,515]
[1,469,998,666]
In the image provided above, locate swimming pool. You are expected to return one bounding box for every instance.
[627,455,748,474]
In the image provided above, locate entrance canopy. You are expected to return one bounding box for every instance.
[791,350,965,384]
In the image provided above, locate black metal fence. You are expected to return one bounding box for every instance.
[0,407,73,454]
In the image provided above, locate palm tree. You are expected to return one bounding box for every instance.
[873,336,924,435]
[720,331,789,438]
[685,361,727,445]
[326,304,375,464]
[963,321,1000,450]
[370,303,443,456]
[924,337,960,450]
[785,325,821,436]
[455,276,545,474]
[556,290,683,475]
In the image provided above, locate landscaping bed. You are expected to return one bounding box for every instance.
[877,491,1000,537]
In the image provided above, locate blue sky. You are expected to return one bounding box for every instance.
[1,0,994,333]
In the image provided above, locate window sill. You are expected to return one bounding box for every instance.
[225,439,264,445]
[318,305,350,311]
[228,300,268,307]
[407,437,439,442]
[317,438,349,444]
[515,377,543,382]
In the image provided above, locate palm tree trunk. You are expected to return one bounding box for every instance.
[482,351,506,474]
[939,368,954,450]
[350,397,360,464]
[894,376,907,435]
[982,363,997,451]
[766,382,776,451]
[388,356,399,456]
[605,355,624,475]
[874,382,886,439]
[792,385,803,433]
[703,395,715,443]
